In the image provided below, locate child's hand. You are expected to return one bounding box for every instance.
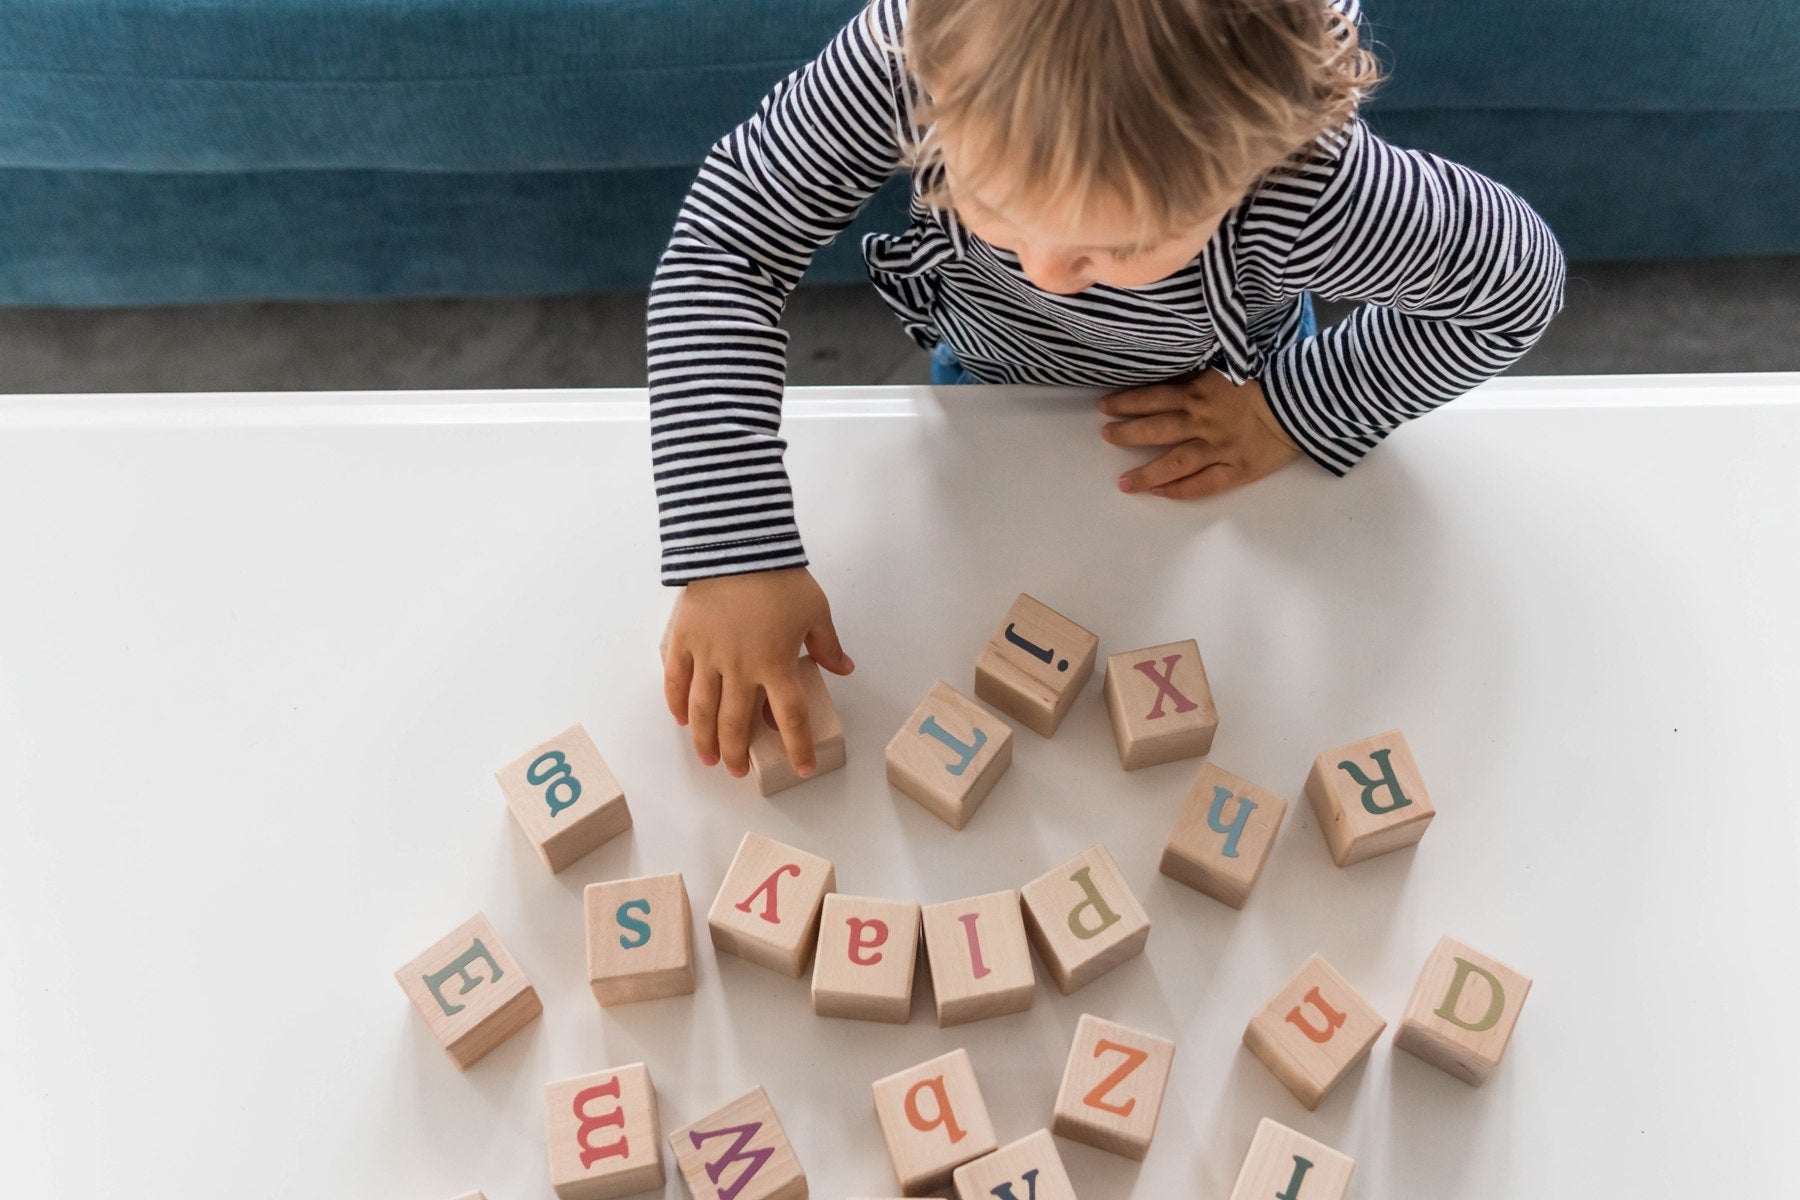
[1099,369,1302,498]
[661,567,854,780]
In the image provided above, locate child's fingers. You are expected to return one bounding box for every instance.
[663,649,694,725]
[1103,411,1190,448]
[1152,463,1241,500]
[717,679,759,779]
[1099,384,1188,416]
[688,670,723,767]
[765,677,818,778]
[805,620,855,675]
[1119,440,1218,493]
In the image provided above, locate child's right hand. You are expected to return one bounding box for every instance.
[661,566,855,780]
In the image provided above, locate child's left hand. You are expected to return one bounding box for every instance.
[1099,369,1303,499]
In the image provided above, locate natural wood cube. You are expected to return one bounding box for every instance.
[1050,1014,1176,1161]
[811,893,922,1023]
[920,890,1036,1027]
[498,724,633,873]
[1394,935,1533,1086]
[871,1048,999,1194]
[544,1063,665,1199]
[1243,954,1387,1111]
[586,873,697,1007]
[1020,844,1151,994]
[747,657,847,796]
[973,594,1098,738]
[1226,1118,1354,1200]
[446,1193,487,1200]
[886,681,1014,830]
[951,1131,1075,1200]
[1305,729,1435,866]
[1161,763,1288,909]
[1102,639,1217,770]
[395,912,542,1069]
[707,831,836,978]
[669,1087,807,1200]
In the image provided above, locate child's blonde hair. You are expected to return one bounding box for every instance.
[897,0,1385,244]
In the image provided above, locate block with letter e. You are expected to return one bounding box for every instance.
[886,681,1013,830]
[708,831,836,978]
[1161,762,1287,909]
[670,1086,807,1200]
[395,912,542,1069]
[1020,844,1151,994]
[1226,1118,1354,1200]
[812,893,921,1023]
[1305,729,1435,866]
[1051,1014,1175,1161]
[1103,638,1218,770]
[1394,935,1532,1085]
[499,723,632,873]
[1243,954,1386,1110]
[973,593,1098,738]
[545,1063,664,1199]
[586,873,696,1007]
[951,1131,1075,1200]
[872,1048,998,1195]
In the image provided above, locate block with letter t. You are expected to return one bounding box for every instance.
[395,912,542,1069]
[499,723,633,873]
[669,1086,807,1200]
[1394,935,1532,1085]
[886,681,1014,830]
[1305,728,1435,866]
[544,1062,665,1199]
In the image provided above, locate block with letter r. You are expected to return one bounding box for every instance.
[1304,729,1435,867]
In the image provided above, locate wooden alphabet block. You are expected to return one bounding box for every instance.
[811,893,922,1023]
[1102,638,1217,770]
[951,1131,1075,1200]
[395,912,542,1069]
[973,593,1098,738]
[670,1087,807,1200]
[920,890,1036,1027]
[1020,844,1151,994]
[1226,1118,1354,1200]
[1161,763,1288,909]
[886,681,1014,830]
[1393,935,1532,1086]
[498,724,632,873]
[1305,729,1435,866]
[586,873,697,1007]
[1050,1014,1175,1161]
[871,1048,999,1194]
[1243,954,1387,1111]
[707,831,836,978]
[446,1193,487,1200]
[545,1063,665,1199]
[747,657,847,795]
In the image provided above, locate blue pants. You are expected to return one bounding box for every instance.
[931,292,1319,385]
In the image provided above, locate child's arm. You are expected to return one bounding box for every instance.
[649,0,908,776]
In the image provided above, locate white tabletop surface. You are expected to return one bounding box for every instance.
[2,374,1797,1199]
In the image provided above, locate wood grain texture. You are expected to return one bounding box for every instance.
[498,723,632,873]
[972,594,1097,738]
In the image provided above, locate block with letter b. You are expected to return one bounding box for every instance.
[545,1063,665,1199]
[973,593,1098,738]
[748,656,847,796]
[670,1086,807,1200]
[1305,729,1435,866]
[1103,638,1218,770]
[921,890,1036,1027]
[1020,843,1151,994]
[886,681,1014,830]
[951,1131,1076,1200]
[1394,935,1532,1085]
[499,724,633,873]
[586,873,697,1007]
[1226,1118,1354,1200]
[395,912,542,1069]
[872,1048,999,1194]
[1243,954,1386,1111]
[1161,763,1288,909]
[1050,1014,1176,1161]
[707,831,836,978]
[812,893,922,1023]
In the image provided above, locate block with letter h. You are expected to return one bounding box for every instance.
[670,1087,807,1200]
[1243,954,1386,1110]
[1103,638,1218,770]
[586,873,697,1007]
[1305,729,1435,866]
[395,912,542,1069]
[1051,1014,1176,1161]
[886,681,1014,830]
[1161,763,1288,909]
[974,593,1098,738]
[812,893,922,1023]
[921,890,1037,1027]
[1226,1118,1354,1200]
[544,1063,665,1199]
[1394,935,1532,1086]
[872,1048,998,1195]
[952,1131,1076,1200]
[708,832,836,978]
[499,724,633,873]
[1020,844,1151,994]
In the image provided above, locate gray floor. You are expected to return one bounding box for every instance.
[1,256,1796,394]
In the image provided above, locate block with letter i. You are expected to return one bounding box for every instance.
[872,1048,999,1194]
[708,831,836,978]
[812,893,922,1023]
[1305,729,1435,866]
[748,656,847,796]
[1243,954,1386,1111]
[1161,763,1287,909]
[886,681,1014,830]
[1226,1118,1354,1200]
[586,873,696,1007]
[973,593,1098,737]
[670,1086,807,1200]
[1051,1014,1176,1161]
[1394,935,1532,1086]
[1103,638,1218,770]
[545,1063,665,1199]
[499,724,633,873]
[921,890,1036,1026]
[1020,843,1151,994]
[395,912,542,1069]
[952,1131,1076,1200]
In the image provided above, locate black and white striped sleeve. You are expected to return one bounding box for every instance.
[647,0,909,586]
[1260,120,1567,474]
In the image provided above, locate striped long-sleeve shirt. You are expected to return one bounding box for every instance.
[647,0,1567,586]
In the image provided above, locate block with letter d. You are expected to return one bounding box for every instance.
[544,1063,665,1199]
[1102,638,1218,770]
[1020,844,1151,994]
[1394,935,1532,1085]
[886,681,1014,830]
[1305,729,1435,867]
[1050,1014,1175,1161]
[585,873,697,1007]
[499,723,632,873]
[669,1086,807,1200]
[1226,1118,1354,1200]
[395,912,542,1069]
[1242,954,1386,1111]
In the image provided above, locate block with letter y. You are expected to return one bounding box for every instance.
[670,1087,807,1200]
[707,831,836,978]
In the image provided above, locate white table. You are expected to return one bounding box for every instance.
[2,376,1796,1199]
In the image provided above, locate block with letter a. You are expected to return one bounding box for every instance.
[394,911,542,1069]
[707,831,836,979]
[1102,638,1218,770]
[669,1086,807,1200]
[1019,843,1151,994]
[1242,954,1386,1111]
[1050,1013,1175,1161]
[920,890,1036,1027]
[1305,729,1435,866]
[811,893,922,1023]
[871,1048,998,1194]
[1226,1118,1354,1200]
[973,593,1098,738]
[544,1063,665,1199]
[1394,935,1532,1085]
[586,873,697,1007]
[498,723,632,873]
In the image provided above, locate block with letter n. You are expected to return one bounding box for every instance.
[973,593,1099,738]
[544,1063,665,1199]
[1226,1118,1354,1200]
[1050,1013,1176,1161]
[871,1047,998,1194]
[1242,954,1386,1111]
[886,680,1014,830]
[1102,637,1218,770]
[1394,935,1532,1085]
[498,723,632,873]
[1020,843,1151,994]
[586,873,697,1007]
[951,1130,1076,1200]
[1305,728,1436,867]
[707,831,836,978]
[394,912,542,1069]
[669,1086,807,1200]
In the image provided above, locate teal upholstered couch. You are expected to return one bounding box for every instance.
[1,0,1794,306]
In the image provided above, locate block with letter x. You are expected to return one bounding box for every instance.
[1103,638,1218,770]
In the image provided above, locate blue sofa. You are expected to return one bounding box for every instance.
[1,0,1794,306]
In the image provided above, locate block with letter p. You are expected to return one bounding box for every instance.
[707,831,836,978]
[544,1063,664,1199]
[1103,638,1218,770]
[1050,1014,1175,1161]
[973,593,1098,738]
[499,724,633,873]
[1242,954,1386,1110]
[669,1086,806,1200]
[1226,1118,1354,1200]
[1305,729,1435,866]
[872,1048,998,1195]
[395,912,542,1069]
[1394,935,1532,1085]
[886,681,1014,830]
[1020,844,1151,994]
[586,873,697,1007]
